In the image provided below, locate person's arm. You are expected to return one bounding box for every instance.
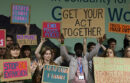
[35,38,46,59]
[60,45,72,62]
[54,56,63,65]
[83,37,87,56]
[87,35,105,60]
[25,23,30,35]
[60,34,72,62]
[87,43,101,60]
[101,44,106,51]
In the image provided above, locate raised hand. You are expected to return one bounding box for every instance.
[41,37,46,43]
[57,33,64,44]
[97,34,106,44]
[61,33,64,44]
[37,59,44,71]
[30,60,38,73]
[25,23,30,35]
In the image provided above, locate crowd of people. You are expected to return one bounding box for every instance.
[0,33,130,83]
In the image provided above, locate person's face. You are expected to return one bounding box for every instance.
[89,45,95,52]
[125,34,130,45]
[6,37,13,46]
[109,42,116,50]
[43,50,52,61]
[0,48,6,56]
[106,49,114,57]
[125,48,130,58]
[10,49,20,58]
[24,50,30,57]
[75,49,83,57]
[52,49,55,56]
[126,34,130,41]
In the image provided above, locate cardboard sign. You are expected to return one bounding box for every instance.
[17,35,37,45]
[0,29,6,47]
[11,4,30,24]
[42,22,60,38]
[62,8,105,38]
[42,65,69,83]
[109,23,130,34]
[94,57,130,83]
[0,58,31,82]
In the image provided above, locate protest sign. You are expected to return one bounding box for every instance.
[42,22,60,38]
[109,23,130,34]
[16,35,37,45]
[62,8,105,38]
[0,29,6,47]
[0,58,31,82]
[11,4,30,24]
[94,57,130,83]
[42,65,69,83]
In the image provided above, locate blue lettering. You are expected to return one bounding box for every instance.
[4,71,18,78]
[108,8,123,21]
[124,12,130,22]
[51,24,56,28]
[20,70,27,76]
[47,23,56,28]
[4,63,8,70]
[44,28,59,38]
[47,23,51,28]
[52,6,62,21]
[4,71,8,78]
[4,63,18,70]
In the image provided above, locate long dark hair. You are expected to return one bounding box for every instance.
[7,43,21,59]
[32,67,42,83]
[21,45,31,58]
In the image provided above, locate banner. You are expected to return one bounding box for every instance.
[42,65,69,83]
[11,4,30,24]
[0,58,31,82]
[109,23,130,34]
[42,22,60,38]
[94,57,130,83]
[62,8,105,38]
[0,29,6,47]
[17,35,37,45]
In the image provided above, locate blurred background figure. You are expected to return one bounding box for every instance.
[101,48,116,57]
[6,35,14,49]
[0,47,6,59]
[124,46,130,58]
